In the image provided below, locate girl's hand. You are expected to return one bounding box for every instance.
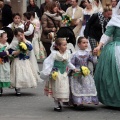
[12,50,20,56]
[74,69,80,73]
[93,46,100,55]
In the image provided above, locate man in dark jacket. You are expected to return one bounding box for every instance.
[60,0,71,12]
[1,0,13,27]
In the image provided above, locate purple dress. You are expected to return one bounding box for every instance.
[69,50,98,105]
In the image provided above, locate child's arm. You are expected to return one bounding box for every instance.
[24,24,34,36]
[8,48,20,56]
[25,42,33,51]
[88,53,97,64]
[67,54,78,71]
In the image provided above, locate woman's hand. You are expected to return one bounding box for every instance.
[93,46,101,55]
[52,27,56,32]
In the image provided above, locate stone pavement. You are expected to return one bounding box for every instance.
[0,64,120,120]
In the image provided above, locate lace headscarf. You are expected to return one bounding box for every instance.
[89,0,103,13]
[107,1,120,27]
[0,30,5,37]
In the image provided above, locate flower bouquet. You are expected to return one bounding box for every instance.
[50,68,58,80]
[73,66,90,77]
[62,15,72,26]
[18,42,28,53]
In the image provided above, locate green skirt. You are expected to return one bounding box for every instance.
[94,41,120,107]
[0,82,10,88]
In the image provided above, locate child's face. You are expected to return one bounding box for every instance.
[0,33,7,44]
[78,38,88,50]
[58,40,67,53]
[23,16,27,21]
[13,15,21,24]
[16,32,24,42]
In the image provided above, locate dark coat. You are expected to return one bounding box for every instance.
[41,14,61,43]
[2,4,13,27]
[40,3,46,20]
[60,3,71,12]
[27,5,40,19]
[84,13,109,42]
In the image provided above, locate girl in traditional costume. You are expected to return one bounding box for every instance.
[0,30,10,95]
[9,28,41,96]
[30,11,46,62]
[70,36,99,106]
[40,38,77,112]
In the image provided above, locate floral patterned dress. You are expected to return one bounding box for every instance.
[69,49,98,105]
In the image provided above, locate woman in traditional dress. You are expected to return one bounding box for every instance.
[93,1,120,107]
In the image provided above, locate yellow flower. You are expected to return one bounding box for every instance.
[81,66,90,76]
[52,71,58,80]
[19,42,27,50]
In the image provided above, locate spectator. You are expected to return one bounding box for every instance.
[60,0,71,12]
[27,0,40,19]
[111,0,118,15]
[40,0,51,20]
[66,0,83,37]
[79,0,86,9]
[0,1,3,29]
[93,0,103,13]
[0,0,13,27]
[84,4,112,51]
[41,1,62,56]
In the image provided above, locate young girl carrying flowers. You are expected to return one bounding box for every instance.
[69,36,99,107]
[40,38,77,112]
[0,30,10,95]
[9,28,41,96]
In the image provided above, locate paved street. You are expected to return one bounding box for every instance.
[0,64,120,120]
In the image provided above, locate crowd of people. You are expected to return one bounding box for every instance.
[0,0,120,112]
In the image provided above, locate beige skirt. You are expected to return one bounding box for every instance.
[44,71,69,102]
[10,58,37,88]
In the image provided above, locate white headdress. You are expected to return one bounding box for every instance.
[0,30,5,37]
[107,1,120,27]
[89,0,103,13]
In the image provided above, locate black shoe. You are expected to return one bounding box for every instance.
[15,88,21,96]
[54,106,62,112]
[16,92,21,96]
[0,88,3,96]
